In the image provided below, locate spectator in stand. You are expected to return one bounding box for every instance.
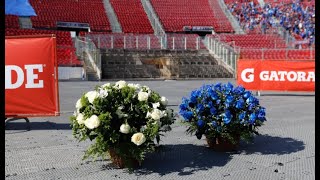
[224,0,315,48]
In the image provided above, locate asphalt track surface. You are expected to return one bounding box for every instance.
[5,79,315,180]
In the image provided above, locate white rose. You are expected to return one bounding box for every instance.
[76,113,85,125]
[85,91,99,104]
[76,98,82,109]
[138,91,149,101]
[84,115,100,129]
[142,86,151,95]
[119,124,131,134]
[102,83,111,88]
[131,133,146,146]
[162,110,167,117]
[150,108,162,120]
[99,89,108,98]
[115,80,127,89]
[128,83,140,90]
[160,96,168,106]
[135,84,141,90]
[146,111,151,118]
[152,102,160,109]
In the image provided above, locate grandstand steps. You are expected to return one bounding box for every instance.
[86,71,100,81]
[102,0,122,33]
[140,0,165,35]
[19,17,32,29]
[212,0,245,34]
[100,49,232,79]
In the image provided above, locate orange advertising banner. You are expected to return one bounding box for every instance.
[5,35,60,117]
[237,60,315,92]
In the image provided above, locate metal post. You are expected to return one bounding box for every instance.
[124,36,126,49]
[172,37,175,50]
[111,36,114,49]
[196,37,199,50]
[160,36,163,49]
[184,37,187,50]
[148,36,150,50]
[98,35,101,49]
[136,36,138,49]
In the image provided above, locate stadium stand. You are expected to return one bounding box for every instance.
[109,0,153,34]
[208,0,234,33]
[224,0,315,48]
[207,33,314,60]
[29,0,111,32]
[5,28,81,66]
[5,15,20,29]
[150,0,233,33]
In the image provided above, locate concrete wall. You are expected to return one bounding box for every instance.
[58,67,84,80]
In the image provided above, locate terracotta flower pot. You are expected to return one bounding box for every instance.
[108,148,140,169]
[206,135,240,152]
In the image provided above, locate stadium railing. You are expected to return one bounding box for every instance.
[84,33,206,50]
[75,36,101,80]
[204,35,240,73]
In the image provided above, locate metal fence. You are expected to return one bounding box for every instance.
[85,34,207,50]
[204,36,240,72]
[75,37,102,80]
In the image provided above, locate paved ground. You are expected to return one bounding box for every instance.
[5,79,315,180]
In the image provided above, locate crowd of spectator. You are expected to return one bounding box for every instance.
[225,0,315,48]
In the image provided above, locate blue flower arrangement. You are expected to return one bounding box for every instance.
[179,82,266,145]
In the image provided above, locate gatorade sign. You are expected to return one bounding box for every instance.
[237,60,315,92]
[5,35,60,117]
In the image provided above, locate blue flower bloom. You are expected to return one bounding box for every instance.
[216,99,221,105]
[226,95,234,104]
[235,98,245,109]
[210,107,217,115]
[224,82,234,94]
[214,83,222,91]
[248,104,256,111]
[225,102,231,109]
[238,112,246,120]
[190,90,201,103]
[207,101,214,108]
[223,110,233,124]
[249,113,256,124]
[196,104,205,113]
[211,121,217,127]
[208,89,218,100]
[246,96,259,106]
[233,85,245,95]
[257,108,266,121]
[197,119,205,128]
[181,111,193,121]
[179,103,188,111]
[243,91,252,99]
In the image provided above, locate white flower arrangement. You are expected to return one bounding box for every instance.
[70,80,175,169]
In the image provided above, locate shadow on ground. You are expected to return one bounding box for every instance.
[127,144,233,176]
[5,121,71,132]
[237,134,305,155]
[125,135,305,176]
